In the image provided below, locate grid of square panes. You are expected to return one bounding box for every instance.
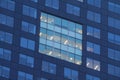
[39,12,83,65]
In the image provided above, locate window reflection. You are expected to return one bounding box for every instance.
[39,12,83,65]
[86,58,100,71]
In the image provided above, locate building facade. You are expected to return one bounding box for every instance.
[0,0,120,80]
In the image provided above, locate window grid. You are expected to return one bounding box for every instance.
[39,12,83,65]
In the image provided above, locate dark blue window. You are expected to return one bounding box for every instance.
[87,0,101,8]
[108,64,120,77]
[87,42,100,54]
[19,54,34,68]
[108,32,120,45]
[45,0,59,9]
[66,4,80,16]
[108,2,120,14]
[0,65,10,78]
[108,48,120,61]
[0,0,15,11]
[23,5,37,18]
[87,11,101,23]
[18,71,33,80]
[0,14,14,27]
[22,21,36,34]
[40,78,48,80]
[108,17,120,29]
[87,26,100,39]
[0,48,11,61]
[0,31,13,44]
[30,0,38,2]
[20,37,35,50]
[42,61,56,74]
[64,67,78,80]
[86,74,100,80]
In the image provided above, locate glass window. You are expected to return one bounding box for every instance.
[23,5,37,18]
[0,0,15,11]
[45,0,59,9]
[19,54,34,68]
[40,78,48,80]
[18,71,33,80]
[0,14,14,27]
[87,42,100,54]
[0,65,10,78]
[66,4,80,16]
[0,48,11,61]
[86,74,100,80]
[87,26,100,39]
[108,17,120,29]
[20,37,35,50]
[108,2,120,14]
[108,32,120,45]
[86,58,100,71]
[39,12,83,65]
[87,11,101,23]
[108,48,120,61]
[30,0,38,2]
[22,21,36,34]
[108,64,120,77]
[0,31,13,44]
[42,60,55,72]
[64,67,78,80]
[87,0,101,8]
[42,61,56,74]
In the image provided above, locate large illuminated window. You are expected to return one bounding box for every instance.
[39,12,83,65]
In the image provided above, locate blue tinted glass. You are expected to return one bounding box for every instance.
[67,4,80,16]
[28,40,35,50]
[52,0,59,9]
[7,0,15,11]
[45,0,59,9]
[20,38,27,48]
[94,44,100,54]
[23,5,29,15]
[1,66,10,78]
[64,68,71,78]
[109,2,115,11]
[0,0,15,11]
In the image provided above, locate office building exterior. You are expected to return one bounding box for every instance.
[0,0,120,80]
